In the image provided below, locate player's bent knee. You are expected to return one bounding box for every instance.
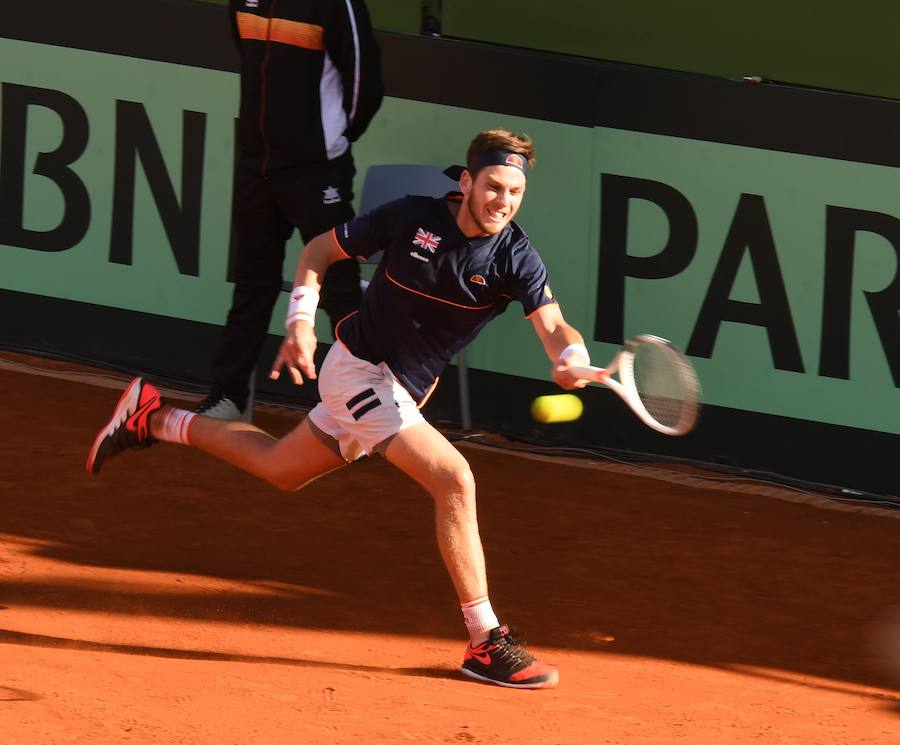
[457,465,476,495]
[432,464,476,506]
[439,462,475,491]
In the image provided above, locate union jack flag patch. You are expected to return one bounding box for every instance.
[412,228,441,253]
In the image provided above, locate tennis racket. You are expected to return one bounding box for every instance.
[568,335,701,436]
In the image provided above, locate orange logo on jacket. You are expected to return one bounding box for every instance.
[470,274,487,286]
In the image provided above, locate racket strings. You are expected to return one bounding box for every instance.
[631,343,698,430]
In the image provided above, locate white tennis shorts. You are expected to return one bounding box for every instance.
[306,342,426,461]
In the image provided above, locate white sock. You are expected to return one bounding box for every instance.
[461,596,499,645]
[155,407,197,445]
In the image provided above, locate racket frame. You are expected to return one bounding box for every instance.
[568,335,700,436]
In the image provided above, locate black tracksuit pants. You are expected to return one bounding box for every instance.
[210,153,361,408]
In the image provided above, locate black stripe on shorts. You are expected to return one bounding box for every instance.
[351,398,382,421]
[346,388,376,410]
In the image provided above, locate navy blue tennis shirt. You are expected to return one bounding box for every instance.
[332,194,558,403]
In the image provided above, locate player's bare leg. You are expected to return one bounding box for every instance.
[165,411,345,491]
[383,422,486,602]
[383,422,558,689]
[87,377,345,490]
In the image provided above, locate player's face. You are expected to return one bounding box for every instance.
[460,165,526,236]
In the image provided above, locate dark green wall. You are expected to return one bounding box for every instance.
[195,0,900,100]
[195,0,421,34]
[443,1,900,100]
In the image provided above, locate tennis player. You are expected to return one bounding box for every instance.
[87,129,591,690]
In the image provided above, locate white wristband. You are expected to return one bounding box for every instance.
[286,286,320,329]
[558,343,589,365]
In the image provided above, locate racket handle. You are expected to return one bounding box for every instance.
[567,365,608,383]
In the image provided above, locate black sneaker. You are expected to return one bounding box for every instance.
[461,625,559,689]
[86,377,162,475]
[195,392,243,421]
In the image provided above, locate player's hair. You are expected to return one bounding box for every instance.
[466,130,536,177]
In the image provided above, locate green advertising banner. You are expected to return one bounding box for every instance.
[3,36,900,441]
[591,127,900,434]
[0,37,595,385]
[1,39,238,322]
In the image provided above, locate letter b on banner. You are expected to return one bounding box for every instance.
[0,83,90,252]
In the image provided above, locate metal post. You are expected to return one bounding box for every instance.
[456,348,471,431]
[421,1,442,36]
[244,368,255,423]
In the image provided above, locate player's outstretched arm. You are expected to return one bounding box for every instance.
[290,229,350,293]
[529,304,591,391]
[270,230,350,385]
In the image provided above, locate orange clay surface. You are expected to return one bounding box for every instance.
[1,354,898,744]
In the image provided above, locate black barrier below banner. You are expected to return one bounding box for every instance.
[1,289,896,500]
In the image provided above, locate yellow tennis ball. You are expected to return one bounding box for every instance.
[530,394,583,423]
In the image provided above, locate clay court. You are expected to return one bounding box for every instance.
[1,354,898,744]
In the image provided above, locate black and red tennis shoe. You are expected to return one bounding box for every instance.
[461,625,559,689]
[86,377,162,475]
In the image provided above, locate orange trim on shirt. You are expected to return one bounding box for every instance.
[386,270,495,311]
[236,12,324,51]
[331,227,353,260]
[524,301,559,319]
[417,377,440,409]
[333,311,358,353]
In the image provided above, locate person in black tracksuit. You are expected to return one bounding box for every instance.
[199,0,383,419]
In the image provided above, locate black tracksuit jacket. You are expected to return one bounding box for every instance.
[229,0,384,175]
